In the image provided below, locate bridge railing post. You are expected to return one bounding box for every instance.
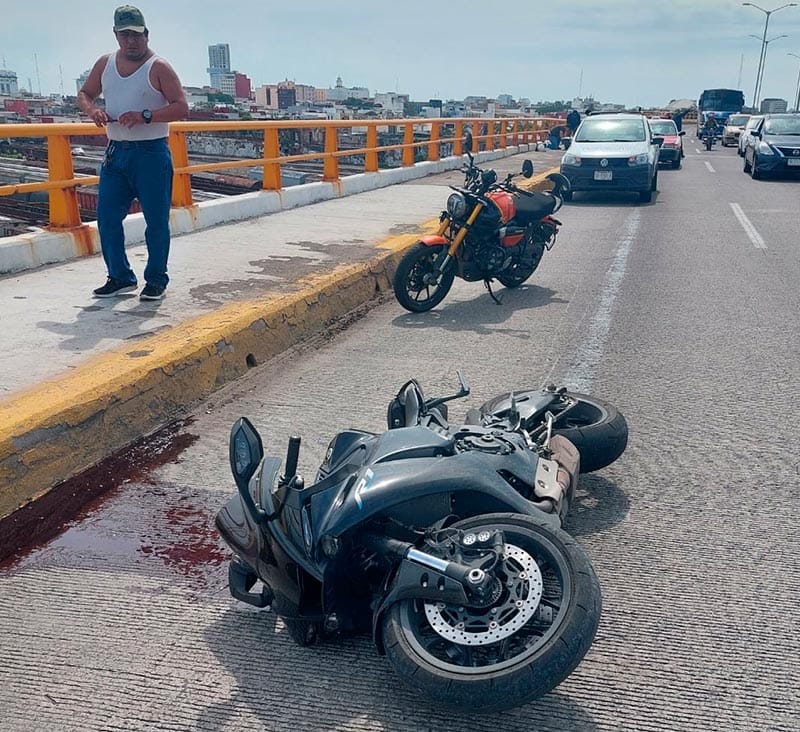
[428,121,440,162]
[366,124,378,172]
[323,125,339,181]
[454,120,464,156]
[169,130,193,207]
[46,134,82,229]
[402,122,415,167]
[262,126,282,190]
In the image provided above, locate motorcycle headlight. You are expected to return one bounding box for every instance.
[628,153,649,166]
[562,153,581,166]
[757,141,775,155]
[446,192,468,219]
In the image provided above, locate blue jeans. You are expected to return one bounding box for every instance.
[97,138,173,289]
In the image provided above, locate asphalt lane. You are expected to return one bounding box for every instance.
[1,140,799,731]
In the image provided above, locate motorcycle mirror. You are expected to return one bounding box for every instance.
[521,160,534,178]
[230,417,264,491]
[464,130,474,153]
[229,417,269,525]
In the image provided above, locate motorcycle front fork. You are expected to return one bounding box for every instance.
[424,251,454,285]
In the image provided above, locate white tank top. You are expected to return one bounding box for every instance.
[101,53,169,141]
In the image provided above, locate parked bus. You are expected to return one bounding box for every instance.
[698,89,745,135]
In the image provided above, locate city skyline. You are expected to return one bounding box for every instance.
[3,0,800,107]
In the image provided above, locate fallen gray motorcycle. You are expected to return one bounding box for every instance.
[216,373,628,711]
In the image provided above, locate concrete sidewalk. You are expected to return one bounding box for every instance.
[0,147,563,535]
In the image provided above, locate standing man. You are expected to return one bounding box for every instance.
[77,6,188,300]
[672,108,687,132]
[566,108,581,136]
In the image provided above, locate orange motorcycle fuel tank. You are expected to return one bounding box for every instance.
[487,190,516,224]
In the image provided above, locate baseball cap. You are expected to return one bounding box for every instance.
[113,5,146,33]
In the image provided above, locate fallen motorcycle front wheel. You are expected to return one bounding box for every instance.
[381,513,601,712]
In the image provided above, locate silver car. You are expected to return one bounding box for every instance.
[722,114,750,147]
[738,115,763,156]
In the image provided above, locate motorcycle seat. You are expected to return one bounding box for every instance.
[514,192,557,223]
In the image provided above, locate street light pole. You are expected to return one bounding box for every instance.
[790,53,800,110]
[742,3,798,109]
[748,33,789,108]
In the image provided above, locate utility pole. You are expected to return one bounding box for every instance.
[737,53,744,88]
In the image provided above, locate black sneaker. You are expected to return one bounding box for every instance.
[93,278,137,298]
[140,284,166,301]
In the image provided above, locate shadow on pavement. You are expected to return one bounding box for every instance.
[200,607,601,731]
[565,474,630,538]
[391,283,566,337]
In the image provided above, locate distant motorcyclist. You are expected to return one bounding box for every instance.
[701,112,719,138]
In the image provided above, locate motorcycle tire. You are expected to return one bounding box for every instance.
[381,513,601,713]
[283,617,322,646]
[479,390,628,473]
[393,242,455,313]
[497,241,545,288]
[705,136,712,151]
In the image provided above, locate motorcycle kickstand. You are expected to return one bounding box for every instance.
[484,278,503,304]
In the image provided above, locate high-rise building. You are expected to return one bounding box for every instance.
[207,43,231,90]
[75,70,91,95]
[1,69,19,96]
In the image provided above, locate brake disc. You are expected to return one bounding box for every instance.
[423,543,543,646]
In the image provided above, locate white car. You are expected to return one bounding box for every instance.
[71,146,86,155]
[738,116,762,157]
[559,114,662,203]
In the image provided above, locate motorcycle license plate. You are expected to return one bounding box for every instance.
[594,170,613,181]
[787,159,800,167]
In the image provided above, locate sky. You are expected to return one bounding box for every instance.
[3,0,800,108]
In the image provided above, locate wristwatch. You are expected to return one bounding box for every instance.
[142,109,153,124]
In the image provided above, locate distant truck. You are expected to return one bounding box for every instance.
[698,88,745,137]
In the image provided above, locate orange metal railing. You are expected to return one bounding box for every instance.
[0,116,559,231]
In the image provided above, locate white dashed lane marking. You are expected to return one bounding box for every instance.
[730,202,767,249]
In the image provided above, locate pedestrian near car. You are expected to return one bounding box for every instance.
[672,108,687,132]
[566,109,581,135]
[547,124,568,149]
[77,5,188,300]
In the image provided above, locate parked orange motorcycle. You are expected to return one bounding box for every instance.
[393,132,570,312]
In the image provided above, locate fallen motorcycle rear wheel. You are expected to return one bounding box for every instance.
[479,391,628,473]
[393,242,455,312]
[381,513,601,712]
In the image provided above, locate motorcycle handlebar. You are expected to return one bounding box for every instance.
[284,435,301,480]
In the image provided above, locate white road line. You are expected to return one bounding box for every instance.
[695,148,702,154]
[730,202,767,249]
[557,209,640,393]
[705,161,715,173]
